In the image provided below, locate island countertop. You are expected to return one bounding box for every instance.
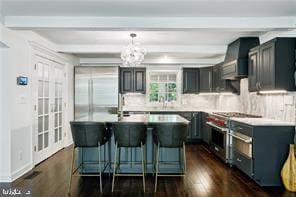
[76,113,189,124]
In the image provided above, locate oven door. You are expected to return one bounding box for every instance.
[229,130,254,177]
[206,122,227,161]
[230,131,252,158]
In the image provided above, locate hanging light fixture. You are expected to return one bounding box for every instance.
[121,33,146,67]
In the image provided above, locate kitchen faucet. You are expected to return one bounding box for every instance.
[159,96,167,109]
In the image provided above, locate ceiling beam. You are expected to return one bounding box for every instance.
[4,16,296,30]
[57,44,227,54]
[79,57,224,65]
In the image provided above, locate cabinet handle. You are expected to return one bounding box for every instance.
[259,82,262,89]
[256,82,259,91]
[237,158,242,162]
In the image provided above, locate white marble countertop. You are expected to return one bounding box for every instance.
[124,109,235,113]
[76,114,189,124]
[230,117,295,126]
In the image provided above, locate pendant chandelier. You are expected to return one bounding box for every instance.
[121,33,146,67]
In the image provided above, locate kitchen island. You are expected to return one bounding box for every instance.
[75,114,189,174]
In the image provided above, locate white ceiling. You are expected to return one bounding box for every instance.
[35,29,266,60]
[1,0,296,17]
[35,30,266,45]
[1,0,296,64]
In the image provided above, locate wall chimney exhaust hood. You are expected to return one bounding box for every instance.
[221,37,259,80]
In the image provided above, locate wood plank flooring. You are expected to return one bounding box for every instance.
[12,144,296,197]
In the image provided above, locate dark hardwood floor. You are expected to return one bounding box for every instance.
[12,144,296,197]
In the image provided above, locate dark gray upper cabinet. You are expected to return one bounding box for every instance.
[133,68,146,93]
[248,46,259,92]
[183,68,199,93]
[199,67,213,92]
[248,38,296,92]
[120,67,146,93]
[120,68,133,93]
[222,37,259,79]
[212,64,220,92]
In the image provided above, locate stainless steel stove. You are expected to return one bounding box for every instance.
[206,112,261,163]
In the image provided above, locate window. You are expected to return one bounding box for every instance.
[148,72,177,103]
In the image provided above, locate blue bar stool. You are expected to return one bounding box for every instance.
[111,122,147,192]
[68,121,111,195]
[152,122,187,192]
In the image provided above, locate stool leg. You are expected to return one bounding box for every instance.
[154,143,160,193]
[108,140,111,176]
[98,142,102,193]
[112,143,118,192]
[144,144,147,175]
[152,143,155,177]
[118,147,121,172]
[141,142,145,192]
[68,145,75,195]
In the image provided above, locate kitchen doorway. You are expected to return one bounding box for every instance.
[32,55,65,165]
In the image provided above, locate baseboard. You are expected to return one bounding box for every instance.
[0,175,12,183]
[11,163,32,182]
[64,139,73,148]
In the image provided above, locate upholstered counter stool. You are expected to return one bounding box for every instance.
[111,122,147,192]
[68,121,111,195]
[152,122,187,192]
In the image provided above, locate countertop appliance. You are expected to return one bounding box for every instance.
[206,112,261,163]
[74,66,119,120]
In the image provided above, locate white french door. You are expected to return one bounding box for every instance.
[33,56,65,165]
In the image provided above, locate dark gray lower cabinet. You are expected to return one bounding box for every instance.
[201,112,210,144]
[229,120,294,186]
[178,112,201,143]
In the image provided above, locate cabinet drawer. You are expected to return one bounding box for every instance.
[233,150,253,177]
[231,121,252,136]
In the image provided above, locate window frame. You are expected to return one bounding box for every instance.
[146,67,181,107]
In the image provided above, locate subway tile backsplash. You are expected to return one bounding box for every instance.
[123,78,296,122]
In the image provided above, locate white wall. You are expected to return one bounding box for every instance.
[0,26,78,182]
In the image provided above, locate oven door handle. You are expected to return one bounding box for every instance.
[229,133,252,143]
[206,122,227,132]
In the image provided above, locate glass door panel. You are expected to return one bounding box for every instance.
[37,62,50,153]
[34,58,65,165]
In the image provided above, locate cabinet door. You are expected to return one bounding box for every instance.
[212,65,220,92]
[191,113,201,139]
[259,42,275,90]
[248,48,259,92]
[199,67,213,92]
[133,68,146,93]
[183,68,199,93]
[120,68,133,93]
[201,113,210,144]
